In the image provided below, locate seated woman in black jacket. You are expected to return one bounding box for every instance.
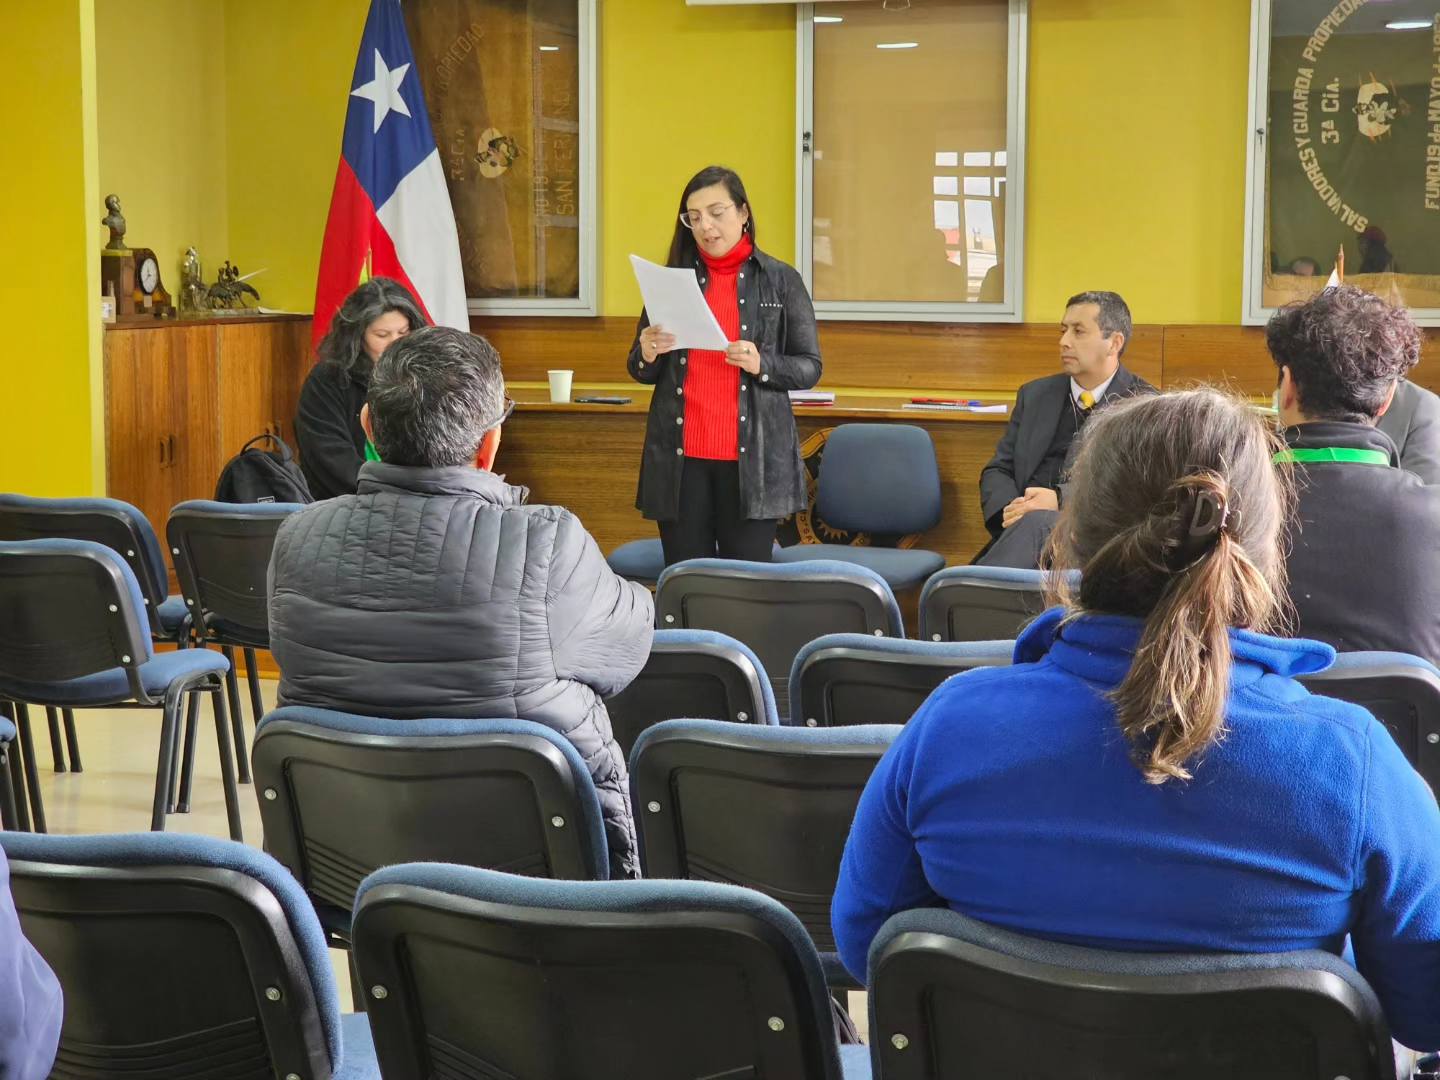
[296,278,428,500]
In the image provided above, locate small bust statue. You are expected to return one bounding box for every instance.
[102,194,128,252]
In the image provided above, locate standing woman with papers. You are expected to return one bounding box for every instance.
[627,165,822,565]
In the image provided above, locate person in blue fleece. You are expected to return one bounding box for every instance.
[833,387,1440,1052]
[0,844,62,1077]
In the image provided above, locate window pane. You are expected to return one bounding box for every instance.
[812,0,1011,305]
[405,0,583,301]
[1261,1,1440,310]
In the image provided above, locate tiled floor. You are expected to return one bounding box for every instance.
[17,679,870,1036]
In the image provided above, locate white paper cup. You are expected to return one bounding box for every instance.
[548,369,574,403]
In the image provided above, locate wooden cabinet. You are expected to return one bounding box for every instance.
[104,315,312,543]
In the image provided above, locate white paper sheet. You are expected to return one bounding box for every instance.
[629,254,730,351]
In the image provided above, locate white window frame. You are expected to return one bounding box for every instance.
[795,0,1029,323]
[468,0,598,317]
[1242,0,1440,326]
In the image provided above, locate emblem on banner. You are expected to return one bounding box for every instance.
[476,128,522,178]
[1353,76,1410,141]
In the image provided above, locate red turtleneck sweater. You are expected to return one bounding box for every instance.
[683,234,752,460]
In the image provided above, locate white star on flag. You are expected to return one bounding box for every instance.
[350,49,412,133]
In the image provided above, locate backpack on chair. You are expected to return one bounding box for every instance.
[214,433,313,504]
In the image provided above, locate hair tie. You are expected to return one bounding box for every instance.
[1162,486,1238,570]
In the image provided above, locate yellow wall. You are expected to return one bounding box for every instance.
[0,1,104,496]
[225,0,369,314]
[95,0,229,293]
[1022,0,1252,324]
[600,0,796,317]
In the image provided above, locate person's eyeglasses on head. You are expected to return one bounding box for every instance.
[480,395,515,432]
[679,202,736,229]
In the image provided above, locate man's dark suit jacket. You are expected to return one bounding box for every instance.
[1285,420,1440,667]
[979,364,1154,536]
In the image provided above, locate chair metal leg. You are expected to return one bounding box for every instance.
[3,705,29,833]
[347,948,367,1014]
[0,744,18,831]
[14,705,46,833]
[150,687,183,832]
[209,685,244,843]
[174,691,200,814]
[221,647,252,785]
[62,709,81,773]
[244,646,265,731]
[44,708,65,773]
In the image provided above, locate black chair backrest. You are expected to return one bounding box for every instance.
[167,501,299,648]
[5,841,334,1080]
[869,907,1396,1080]
[0,496,169,631]
[1300,656,1440,787]
[630,719,896,972]
[919,568,1053,643]
[603,630,774,757]
[791,635,1012,728]
[0,539,150,685]
[656,559,903,717]
[353,866,849,1080]
[252,710,609,928]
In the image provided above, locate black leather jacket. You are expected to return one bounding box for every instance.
[627,246,822,521]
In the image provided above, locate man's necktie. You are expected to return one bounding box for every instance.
[1078,390,1095,410]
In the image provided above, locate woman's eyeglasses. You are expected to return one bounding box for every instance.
[679,203,736,229]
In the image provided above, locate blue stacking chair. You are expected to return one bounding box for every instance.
[0,539,241,838]
[656,558,904,719]
[0,494,195,775]
[606,537,667,586]
[772,424,946,593]
[352,864,871,1079]
[1300,650,1440,791]
[630,718,898,989]
[919,565,1070,642]
[167,499,304,787]
[867,906,1395,1080]
[1,832,379,1080]
[252,707,610,947]
[789,633,1015,728]
[604,628,779,756]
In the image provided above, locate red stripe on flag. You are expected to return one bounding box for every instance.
[368,222,436,328]
[311,159,377,354]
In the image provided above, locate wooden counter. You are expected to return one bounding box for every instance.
[500,383,1010,566]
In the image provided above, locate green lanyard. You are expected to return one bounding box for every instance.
[364,439,381,463]
[1272,447,1391,466]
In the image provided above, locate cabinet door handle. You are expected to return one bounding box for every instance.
[159,438,166,465]
[168,434,176,464]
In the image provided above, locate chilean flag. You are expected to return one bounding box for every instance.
[311,0,468,349]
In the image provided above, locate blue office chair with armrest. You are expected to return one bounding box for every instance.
[656,558,904,719]
[352,864,871,1079]
[867,906,1396,1079]
[603,628,779,756]
[251,707,610,947]
[0,831,379,1080]
[606,537,667,586]
[919,565,1074,642]
[772,424,947,593]
[167,499,304,791]
[789,633,1014,728]
[631,718,899,989]
[0,494,195,775]
[1300,650,1440,791]
[0,539,242,838]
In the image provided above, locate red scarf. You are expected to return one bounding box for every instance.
[684,234,754,460]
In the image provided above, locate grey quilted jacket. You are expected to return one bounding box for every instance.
[266,462,655,878]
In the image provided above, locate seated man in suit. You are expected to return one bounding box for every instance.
[268,327,655,878]
[1272,285,1440,665]
[977,290,1154,566]
[1377,378,1440,485]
